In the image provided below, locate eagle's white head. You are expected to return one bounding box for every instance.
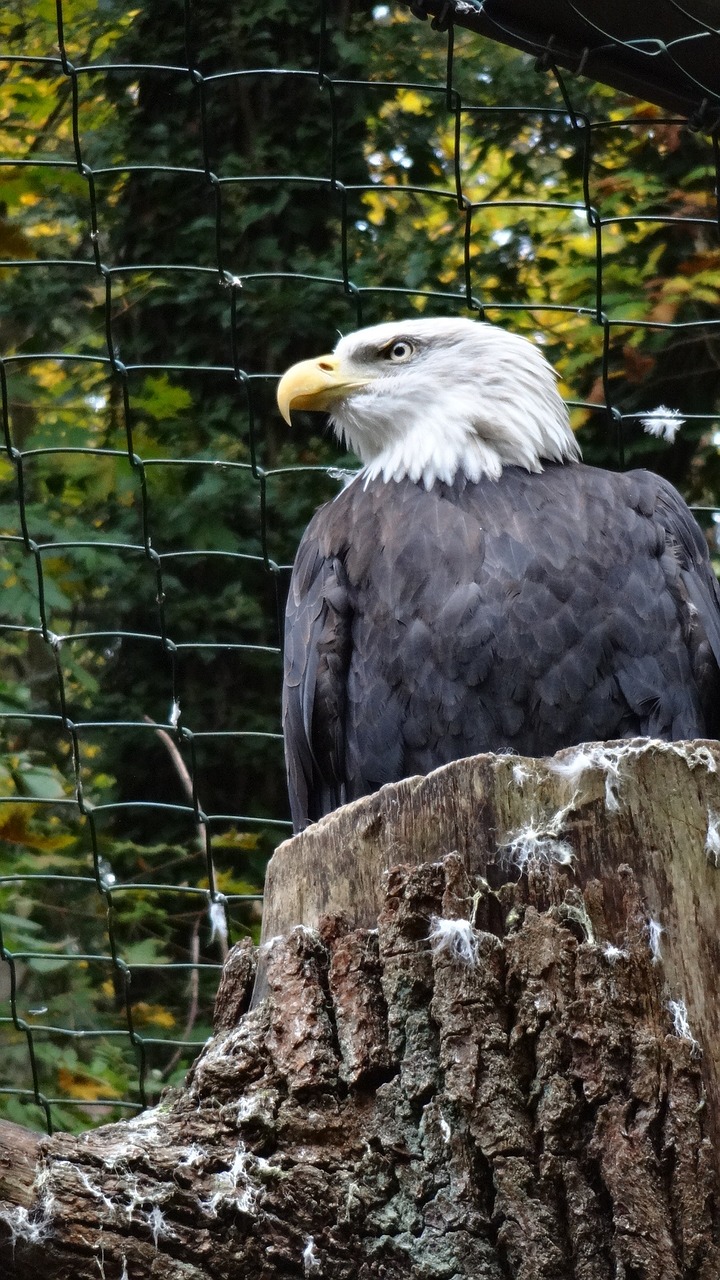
[277,316,580,487]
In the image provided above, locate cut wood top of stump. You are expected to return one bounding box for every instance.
[263,737,720,939]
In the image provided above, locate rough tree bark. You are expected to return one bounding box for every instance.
[1,738,720,1279]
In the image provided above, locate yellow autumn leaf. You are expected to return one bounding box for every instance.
[57,1067,121,1101]
[133,1002,176,1029]
[394,89,428,116]
[0,806,75,852]
[210,828,260,850]
[31,360,68,391]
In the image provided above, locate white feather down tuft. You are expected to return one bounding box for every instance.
[428,916,481,967]
[639,406,685,443]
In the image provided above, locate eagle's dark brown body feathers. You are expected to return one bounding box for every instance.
[284,463,720,831]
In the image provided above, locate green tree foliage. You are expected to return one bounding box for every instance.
[1,0,719,1130]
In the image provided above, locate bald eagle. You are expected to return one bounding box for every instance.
[277,317,720,831]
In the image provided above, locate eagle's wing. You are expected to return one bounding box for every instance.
[651,475,720,676]
[283,523,352,831]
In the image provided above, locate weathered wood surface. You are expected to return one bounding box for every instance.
[263,738,720,1137]
[0,742,718,1279]
[0,1123,42,1210]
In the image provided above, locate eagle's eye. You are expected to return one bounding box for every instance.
[384,339,415,363]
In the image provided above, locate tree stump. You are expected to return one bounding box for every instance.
[1,739,719,1279]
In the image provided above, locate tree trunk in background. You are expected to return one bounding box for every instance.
[1,739,719,1279]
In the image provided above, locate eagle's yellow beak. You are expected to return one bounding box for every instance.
[276,355,369,424]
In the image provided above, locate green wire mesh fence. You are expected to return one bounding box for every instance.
[1,0,719,1133]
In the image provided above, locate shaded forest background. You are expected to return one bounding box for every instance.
[1,0,719,1132]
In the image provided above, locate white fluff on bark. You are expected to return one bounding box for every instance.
[236,1094,258,1124]
[303,1236,322,1275]
[705,810,720,867]
[123,1175,145,1222]
[0,1204,51,1248]
[551,743,626,811]
[176,1144,205,1168]
[500,792,577,869]
[668,998,700,1054]
[511,761,537,786]
[601,942,628,964]
[647,918,664,964]
[551,739,718,816]
[207,1143,260,1217]
[147,1205,173,1249]
[503,825,574,868]
[428,916,481,967]
[260,933,285,954]
[676,742,718,772]
[77,1169,114,1213]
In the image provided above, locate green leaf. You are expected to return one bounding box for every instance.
[133,375,193,421]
